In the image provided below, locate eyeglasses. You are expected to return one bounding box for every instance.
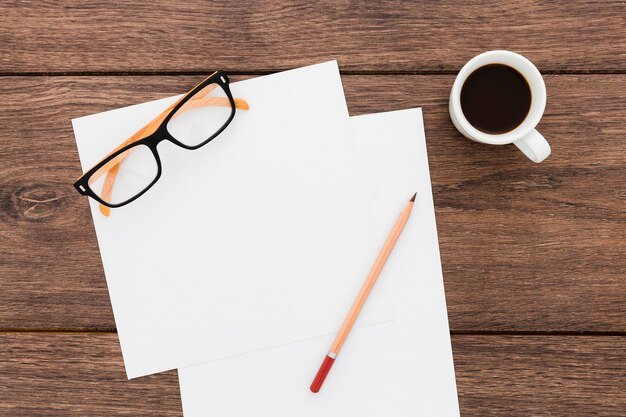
[73,71,249,216]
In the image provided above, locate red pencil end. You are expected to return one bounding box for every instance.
[410,192,417,202]
[310,355,336,393]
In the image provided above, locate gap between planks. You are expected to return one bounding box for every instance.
[0,69,626,77]
[0,329,624,337]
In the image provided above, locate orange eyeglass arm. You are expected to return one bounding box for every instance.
[87,94,249,217]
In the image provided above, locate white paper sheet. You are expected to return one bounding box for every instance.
[178,109,460,417]
[72,61,393,378]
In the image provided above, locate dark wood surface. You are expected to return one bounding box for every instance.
[1,334,624,417]
[0,1,624,415]
[1,1,625,73]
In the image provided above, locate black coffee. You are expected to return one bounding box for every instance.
[460,64,531,134]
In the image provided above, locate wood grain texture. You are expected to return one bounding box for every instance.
[0,333,623,416]
[1,2,624,415]
[0,333,181,416]
[0,1,625,73]
[451,335,626,416]
[344,74,626,332]
[0,74,624,331]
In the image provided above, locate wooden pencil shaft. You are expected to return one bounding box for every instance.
[330,200,413,355]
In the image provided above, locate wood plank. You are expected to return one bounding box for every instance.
[0,333,623,416]
[0,74,624,331]
[451,335,626,416]
[0,1,625,73]
[0,333,181,416]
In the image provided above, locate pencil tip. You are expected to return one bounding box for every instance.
[410,192,417,202]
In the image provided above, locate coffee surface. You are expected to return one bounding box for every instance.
[460,64,531,134]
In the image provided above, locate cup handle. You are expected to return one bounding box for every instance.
[514,130,551,163]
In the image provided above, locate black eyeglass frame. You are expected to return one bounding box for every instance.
[73,71,237,209]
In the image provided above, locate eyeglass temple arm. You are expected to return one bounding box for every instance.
[93,97,248,186]
[95,96,249,216]
[81,82,224,191]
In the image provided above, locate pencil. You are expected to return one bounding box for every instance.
[310,192,417,393]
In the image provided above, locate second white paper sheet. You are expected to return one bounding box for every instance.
[72,61,393,378]
[178,109,460,417]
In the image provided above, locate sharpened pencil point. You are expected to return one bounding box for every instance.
[410,192,417,202]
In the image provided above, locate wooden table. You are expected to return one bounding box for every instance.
[1,1,624,415]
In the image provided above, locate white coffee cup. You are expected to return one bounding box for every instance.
[449,50,551,163]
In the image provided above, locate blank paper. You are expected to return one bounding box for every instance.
[178,109,460,417]
[72,61,393,378]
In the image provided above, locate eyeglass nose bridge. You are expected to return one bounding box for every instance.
[75,71,248,216]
